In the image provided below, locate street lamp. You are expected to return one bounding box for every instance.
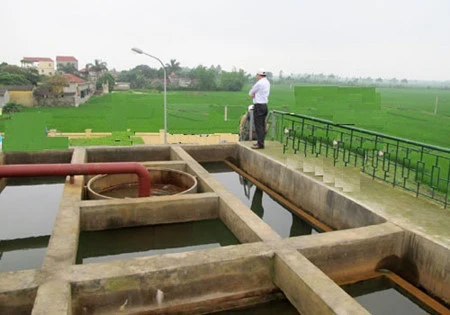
[131,47,167,144]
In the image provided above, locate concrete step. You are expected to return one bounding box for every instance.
[334,165,361,193]
[283,152,361,193]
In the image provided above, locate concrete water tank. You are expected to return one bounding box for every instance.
[87,167,197,200]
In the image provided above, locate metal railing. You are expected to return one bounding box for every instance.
[268,110,450,208]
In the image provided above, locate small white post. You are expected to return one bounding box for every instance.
[434,96,439,115]
[224,105,228,121]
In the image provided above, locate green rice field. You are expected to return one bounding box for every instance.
[0,85,449,148]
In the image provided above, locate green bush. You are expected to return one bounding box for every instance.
[3,102,24,114]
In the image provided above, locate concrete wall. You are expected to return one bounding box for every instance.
[9,90,34,107]
[38,96,77,107]
[114,82,130,91]
[237,146,385,230]
[38,94,91,107]
[80,193,219,231]
[0,90,10,107]
[180,143,237,162]
[295,223,405,282]
[136,132,239,145]
[3,150,73,164]
[70,249,276,314]
[86,145,171,163]
[401,232,450,303]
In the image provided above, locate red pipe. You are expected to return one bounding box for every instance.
[0,162,151,197]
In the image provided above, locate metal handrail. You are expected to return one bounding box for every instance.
[271,110,450,153]
[269,110,449,208]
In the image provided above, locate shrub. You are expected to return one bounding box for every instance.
[3,102,24,114]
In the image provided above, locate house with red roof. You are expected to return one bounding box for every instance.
[62,73,91,107]
[21,57,54,76]
[56,56,78,70]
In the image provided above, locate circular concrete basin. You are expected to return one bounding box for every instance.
[87,167,197,200]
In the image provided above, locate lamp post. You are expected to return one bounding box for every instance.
[131,47,167,144]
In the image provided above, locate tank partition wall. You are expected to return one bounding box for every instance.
[0,284,38,315]
[268,110,450,208]
[170,144,282,244]
[399,231,450,305]
[235,143,386,230]
[86,145,171,163]
[2,150,74,165]
[0,149,75,314]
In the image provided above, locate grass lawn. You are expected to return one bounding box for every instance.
[0,85,448,148]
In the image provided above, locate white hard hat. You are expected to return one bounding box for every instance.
[257,68,266,76]
[248,104,254,111]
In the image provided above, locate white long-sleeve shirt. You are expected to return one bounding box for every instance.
[249,77,270,104]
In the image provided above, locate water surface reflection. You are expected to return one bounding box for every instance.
[77,219,239,264]
[0,178,64,271]
[202,162,320,238]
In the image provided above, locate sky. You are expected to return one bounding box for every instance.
[2,0,449,81]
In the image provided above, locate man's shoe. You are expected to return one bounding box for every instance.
[251,144,264,149]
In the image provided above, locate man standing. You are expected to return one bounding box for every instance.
[249,69,270,149]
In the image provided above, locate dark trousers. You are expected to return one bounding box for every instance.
[254,103,268,147]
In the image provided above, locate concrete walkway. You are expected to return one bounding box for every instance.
[241,140,450,247]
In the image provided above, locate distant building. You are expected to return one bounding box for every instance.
[62,73,91,106]
[56,56,78,70]
[114,82,131,91]
[5,85,35,107]
[21,57,54,76]
[168,73,192,88]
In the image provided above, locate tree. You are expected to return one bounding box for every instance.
[118,65,159,89]
[190,65,218,90]
[57,63,78,75]
[165,59,181,75]
[24,68,40,85]
[44,74,68,97]
[151,80,164,92]
[219,69,249,91]
[0,72,30,85]
[86,59,108,79]
[134,65,159,78]
[33,74,68,101]
[33,84,52,100]
[0,64,40,85]
[96,72,115,91]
